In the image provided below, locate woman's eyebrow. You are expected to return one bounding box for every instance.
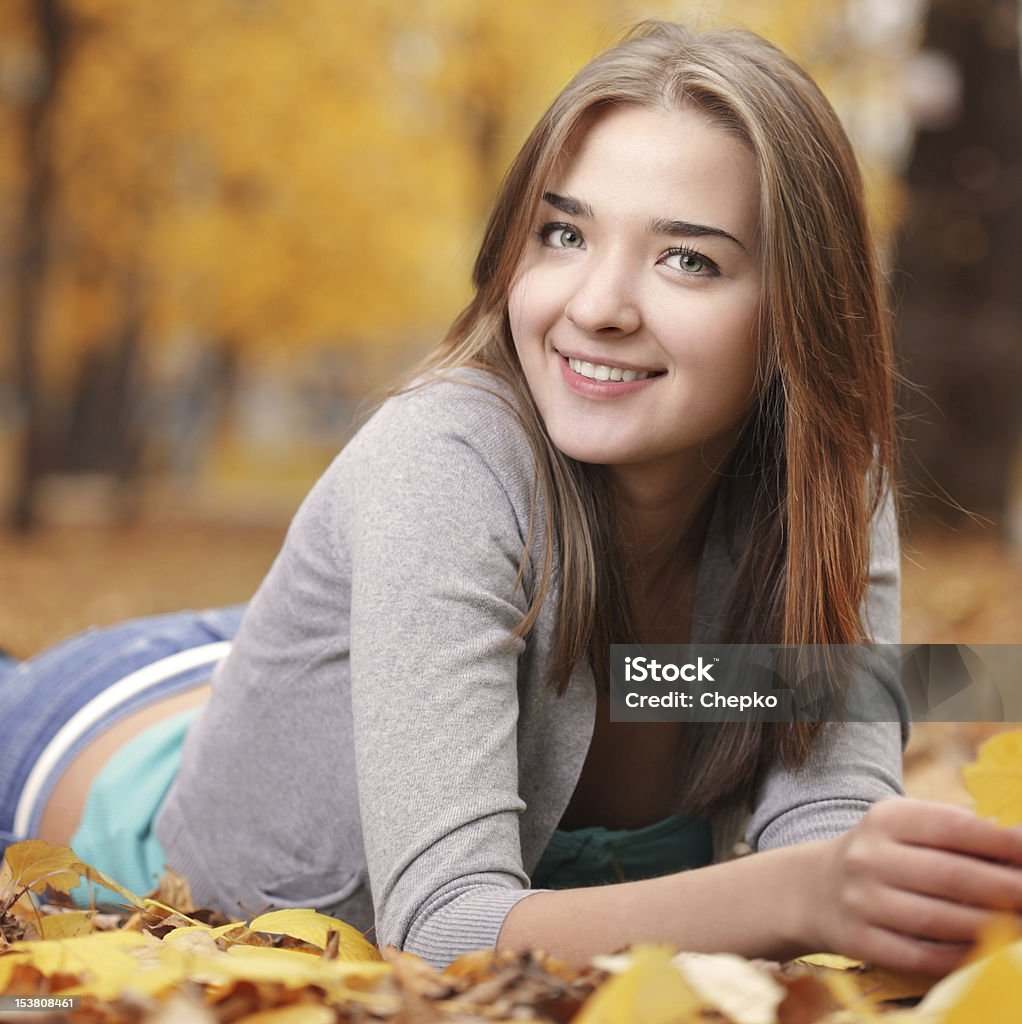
[543,192,746,252]
[542,191,593,217]
[649,217,747,251]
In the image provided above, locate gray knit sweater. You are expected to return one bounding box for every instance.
[156,370,904,967]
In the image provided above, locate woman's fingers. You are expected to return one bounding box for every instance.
[820,799,1022,973]
[860,884,1001,945]
[867,798,1022,864]
[843,924,972,977]
[874,842,1022,912]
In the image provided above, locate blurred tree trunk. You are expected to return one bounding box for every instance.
[896,0,1022,534]
[64,271,146,523]
[10,0,67,531]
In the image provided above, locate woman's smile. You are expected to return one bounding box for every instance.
[558,352,665,397]
[508,103,761,485]
[565,355,658,383]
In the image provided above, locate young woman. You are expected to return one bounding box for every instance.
[4,21,1022,977]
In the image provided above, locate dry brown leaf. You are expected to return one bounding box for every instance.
[145,869,198,916]
[775,971,841,1024]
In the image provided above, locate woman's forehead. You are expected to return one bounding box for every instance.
[540,104,760,248]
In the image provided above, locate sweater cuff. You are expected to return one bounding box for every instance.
[403,886,547,969]
[753,797,875,849]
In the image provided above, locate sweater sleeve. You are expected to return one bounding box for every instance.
[340,385,543,965]
[745,486,906,850]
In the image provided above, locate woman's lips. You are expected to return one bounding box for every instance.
[558,353,663,397]
[566,356,654,382]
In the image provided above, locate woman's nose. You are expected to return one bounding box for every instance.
[563,253,641,336]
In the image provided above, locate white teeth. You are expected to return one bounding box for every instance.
[567,357,652,382]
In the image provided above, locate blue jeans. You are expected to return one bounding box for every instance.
[0,606,246,857]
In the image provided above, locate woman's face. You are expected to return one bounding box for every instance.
[508,103,762,485]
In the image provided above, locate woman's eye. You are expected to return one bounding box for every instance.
[661,248,719,276]
[539,223,585,249]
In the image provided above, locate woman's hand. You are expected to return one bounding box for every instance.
[808,797,1022,975]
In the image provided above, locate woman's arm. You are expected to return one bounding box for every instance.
[343,376,569,964]
[499,798,1022,975]
[156,375,555,956]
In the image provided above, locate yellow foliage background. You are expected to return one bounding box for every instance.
[0,0,914,382]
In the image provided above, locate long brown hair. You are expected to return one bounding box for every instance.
[413,22,897,815]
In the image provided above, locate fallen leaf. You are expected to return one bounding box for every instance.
[39,910,95,940]
[0,951,29,992]
[794,957,934,1007]
[572,945,702,1024]
[674,950,786,1024]
[2,840,144,909]
[233,1006,336,1024]
[775,971,840,1024]
[796,953,863,971]
[146,993,219,1024]
[924,940,1022,1024]
[8,930,181,999]
[247,908,380,962]
[146,869,198,916]
[962,729,1022,826]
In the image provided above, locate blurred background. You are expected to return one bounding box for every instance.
[0,0,1020,701]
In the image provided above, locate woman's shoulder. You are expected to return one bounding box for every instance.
[363,366,523,436]
[339,367,537,492]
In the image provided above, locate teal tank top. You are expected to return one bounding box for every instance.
[531,813,713,889]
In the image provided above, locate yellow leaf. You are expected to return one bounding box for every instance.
[820,970,881,1020]
[846,966,934,1006]
[962,730,1022,826]
[143,897,199,918]
[161,926,230,956]
[2,840,145,908]
[796,952,863,970]
[191,943,392,1003]
[8,930,184,999]
[941,943,1022,1024]
[247,908,381,961]
[233,1007,336,1024]
[573,945,702,1024]
[224,944,337,967]
[162,920,250,944]
[39,910,95,939]
[223,943,391,981]
[796,954,934,1006]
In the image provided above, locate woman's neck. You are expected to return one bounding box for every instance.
[610,464,720,642]
[612,465,719,582]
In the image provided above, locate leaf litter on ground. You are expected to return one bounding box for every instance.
[4,731,1022,1022]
